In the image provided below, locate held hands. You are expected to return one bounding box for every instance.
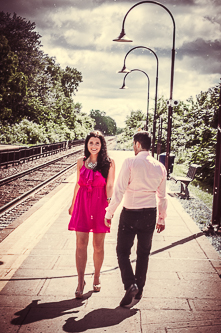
[104,218,112,228]
[156,222,165,233]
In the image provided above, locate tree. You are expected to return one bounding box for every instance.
[116,110,146,150]
[90,109,117,135]
[125,110,146,130]
[0,11,84,137]
[61,66,83,97]
[0,34,27,124]
[182,86,219,185]
[0,12,43,82]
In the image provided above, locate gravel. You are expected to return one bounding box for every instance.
[167,180,221,257]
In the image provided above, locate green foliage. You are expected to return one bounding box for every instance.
[90,109,117,135]
[182,86,219,185]
[0,11,93,143]
[116,128,124,135]
[0,34,27,124]
[0,119,47,144]
[0,116,94,145]
[115,84,219,188]
[154,87,219,186]
[115,110,146,150]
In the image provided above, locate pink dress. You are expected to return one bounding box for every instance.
[68,164,110,233]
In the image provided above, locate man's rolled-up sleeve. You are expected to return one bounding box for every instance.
[156,166,167,224]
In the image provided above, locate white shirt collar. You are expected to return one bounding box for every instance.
[137,150,150,156]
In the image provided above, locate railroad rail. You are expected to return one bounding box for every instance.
[0,148,83,216]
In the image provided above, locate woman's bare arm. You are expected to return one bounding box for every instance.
[68,157,84,215]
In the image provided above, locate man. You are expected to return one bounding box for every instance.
[105,131,167,307]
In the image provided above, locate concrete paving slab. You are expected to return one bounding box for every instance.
[18,255,58,270]
[134,297,191,311]
[141,309,221,331]
[189,298,221,311]
[178,271,221,281]
[1,277,45,296]
[166,326,221,333]
[0,307,28,333]
[148,257,216,273]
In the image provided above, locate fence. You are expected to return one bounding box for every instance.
[0,140,84,168]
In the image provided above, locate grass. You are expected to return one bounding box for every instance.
[171,163,213,210]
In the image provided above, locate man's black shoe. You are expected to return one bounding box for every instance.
[120,284,139,307]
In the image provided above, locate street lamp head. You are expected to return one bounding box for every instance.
[119,83,128,89]
[118,65,131,73]
[113,29,133,42]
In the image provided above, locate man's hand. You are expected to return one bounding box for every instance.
[104,218,112,228]
[156,222,165,233]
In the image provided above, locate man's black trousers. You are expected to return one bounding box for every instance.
[116,207,156,292]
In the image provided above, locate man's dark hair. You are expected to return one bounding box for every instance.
[133,131,151,151]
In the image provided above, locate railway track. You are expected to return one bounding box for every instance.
[0,147,83,216]
[0,137,116,232]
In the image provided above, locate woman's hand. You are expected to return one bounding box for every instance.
[104,218,111,228]
[69,206,73,215]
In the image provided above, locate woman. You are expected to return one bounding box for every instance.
[68,131,115,298]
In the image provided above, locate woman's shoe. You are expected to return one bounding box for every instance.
[93,283,101,292]
[75,281,86,299]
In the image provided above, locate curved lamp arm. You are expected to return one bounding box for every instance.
[120,69,150,131]
[119,46,159,157]
[119,46,158,75]
[114,0,176,173]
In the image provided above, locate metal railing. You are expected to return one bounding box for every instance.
[0,140,84,168]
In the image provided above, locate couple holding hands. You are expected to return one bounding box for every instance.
[68,130,167,307]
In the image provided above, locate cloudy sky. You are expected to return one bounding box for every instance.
[1,0,220,127]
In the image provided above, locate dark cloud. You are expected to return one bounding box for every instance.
[0,0,93,17]
[0,0,205,19]
[178,38,221,59]
[175,38,221,74]
[94,0,196,5]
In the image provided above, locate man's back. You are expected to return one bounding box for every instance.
[123,151,167,209]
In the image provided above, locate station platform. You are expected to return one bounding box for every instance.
[0,150,221,332]
[0,144,23,150]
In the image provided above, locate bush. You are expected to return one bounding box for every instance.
[0,119,46,144]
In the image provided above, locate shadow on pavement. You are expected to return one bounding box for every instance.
[10,291,138,332]
[150,232,204,256]
[11,291,93,326]
[62,306,138,332]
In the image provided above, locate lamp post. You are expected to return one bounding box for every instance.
[113,1,176,175]
[118,46,158,156]
[120,69,150,131]
[211,81,221,229]
[157,116,163,159]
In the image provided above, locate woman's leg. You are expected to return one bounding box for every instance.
[76,231,89,291]
[93,233,106,285]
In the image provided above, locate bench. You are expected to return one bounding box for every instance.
[170,164,200,199]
